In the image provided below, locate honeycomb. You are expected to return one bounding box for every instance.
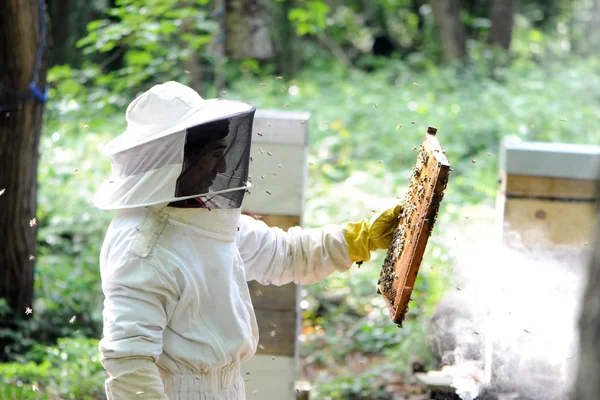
[378,126,451,327]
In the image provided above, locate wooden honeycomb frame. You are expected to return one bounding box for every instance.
[378,126,451,327]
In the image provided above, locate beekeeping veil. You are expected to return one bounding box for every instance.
[93,81,255,210]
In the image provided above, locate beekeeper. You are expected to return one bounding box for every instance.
[93,81,402,399]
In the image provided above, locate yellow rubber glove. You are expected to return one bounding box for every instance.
[343,204,403,263]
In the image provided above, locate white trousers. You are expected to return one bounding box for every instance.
[160,363,245,400]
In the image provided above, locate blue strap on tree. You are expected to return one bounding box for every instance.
[0,0,48,113]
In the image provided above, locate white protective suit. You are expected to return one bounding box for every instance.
[99,204,352,399]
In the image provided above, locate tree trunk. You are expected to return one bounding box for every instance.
[46,0,71,66]
[0,0,47,317]
[430,0,467,60]
[583,0,600,56]
[225,0,273,59]
[46,0,101,67]
[271,0,298,78]
[575,180,600,400]
[488,0,519,50]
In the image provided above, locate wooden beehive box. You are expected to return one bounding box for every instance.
[241,109,310,400]
[379,126,451,326]
[498,140,600,249]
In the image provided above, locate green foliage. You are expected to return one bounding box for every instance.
[289,1,330,36]
[0,337,105,399]
[76,0,215,93]
[0,300,39,362]
[32,79,116,346]
[228,55,599,214]
[312,371,394,400]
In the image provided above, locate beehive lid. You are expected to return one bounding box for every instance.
[500,140,600,180]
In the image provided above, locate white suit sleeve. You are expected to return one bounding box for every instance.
[236,214,353,286]
[99,256,178,400]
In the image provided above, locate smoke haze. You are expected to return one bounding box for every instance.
[429,221,588,400]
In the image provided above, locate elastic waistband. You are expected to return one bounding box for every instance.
[160,363,241,393]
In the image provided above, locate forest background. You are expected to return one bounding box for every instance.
[0,0,599,398]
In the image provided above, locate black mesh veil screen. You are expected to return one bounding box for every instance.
[174,108,255,209]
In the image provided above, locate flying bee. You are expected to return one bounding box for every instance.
[266,191,271,195]
[267,151,272,156]
[275,76,284,80]
[257,147,264,154]
[257,132,263,136]
[280,86,286,92]
[259,82,266,86]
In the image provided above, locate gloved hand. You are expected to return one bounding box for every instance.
[343,204,403,263]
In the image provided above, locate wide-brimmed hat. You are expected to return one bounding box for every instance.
[103,81,254,156]
[93,81,255,210]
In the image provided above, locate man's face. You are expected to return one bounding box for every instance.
[177,137,228,196]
